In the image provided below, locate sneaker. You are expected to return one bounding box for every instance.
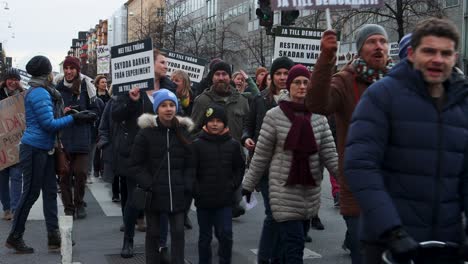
[47,230,61,250]
[76,206,87,219]
[3,210,13,220]
[333,192,340,207]
[86,177,94,184]
[232,205,245,218]
[5,233,34,254]
[112,196,121,203]
[311,216,325,230]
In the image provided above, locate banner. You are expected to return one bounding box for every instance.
[0,92,26,170]
[111,38,155,95]
[271,0,384,11]
[97,45,111,74]
[160,49,208,83]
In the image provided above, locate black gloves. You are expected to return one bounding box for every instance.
[384,227,418,262]
[241,189,252,203]
[71,110,97,124]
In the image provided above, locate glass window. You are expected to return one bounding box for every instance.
[445,0,459,7]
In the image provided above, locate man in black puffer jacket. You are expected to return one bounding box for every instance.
[193,104,245,264]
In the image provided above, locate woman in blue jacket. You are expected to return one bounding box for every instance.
[5,56,96,254]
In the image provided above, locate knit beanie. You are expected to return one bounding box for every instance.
[3,68,21,81]
[270,57,295,77]
[398,33,412,60]
[203,104,228,127]
[355,24,388,54]
[209,58,222,71]
[152,88,179,113]
[63,56,81,72]
[211,61,232,78]
[255,67,268,78]
[286,64,311,91]
[26,55,52,77]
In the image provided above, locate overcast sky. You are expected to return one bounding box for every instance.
[1,0,127,72]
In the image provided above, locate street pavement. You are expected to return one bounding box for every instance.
[0,171,351,264]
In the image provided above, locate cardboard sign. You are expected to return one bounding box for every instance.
[97,45,111,74]
[160,49,208,83]
[0,92,26,170]
[271,0,384,11]
[111,38,155,95]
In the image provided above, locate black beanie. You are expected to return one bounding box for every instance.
[26,56,52,77]
[270,57,295,77]
[203,104,228,127]
[210,61,232,78]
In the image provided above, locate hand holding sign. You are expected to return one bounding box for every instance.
[129,87,141,102]
[321,30,338,59]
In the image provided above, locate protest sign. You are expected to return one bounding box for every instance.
[111,38,155,95]
[97,45,111,74]
[389,42,399,57]
[17,69,31,88]
[160,49,208,83]
[270,0,384,11]
[0,92,26,170]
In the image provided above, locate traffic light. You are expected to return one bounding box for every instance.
[256,0,273,29]
[281,10,299,26]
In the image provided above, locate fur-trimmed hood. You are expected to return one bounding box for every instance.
[137,113,195,131]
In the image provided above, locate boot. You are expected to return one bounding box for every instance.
[310,216,325,230]
[136,218,146,232]
[232,205,245,218]
[120,237,134,258]
[76,206,87,219]
[5,232,34,254]
[47,230,61,250]
[184,213,193,229]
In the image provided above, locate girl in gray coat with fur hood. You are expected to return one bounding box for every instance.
[242,65,338,264]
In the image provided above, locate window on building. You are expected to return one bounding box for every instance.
[157,8,165,17]
[445,0,459,7]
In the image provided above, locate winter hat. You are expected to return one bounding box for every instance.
[3,68,21,81]
[203,104,227,126]
[286,64,311,91]
[26,55,52,77]
[399,33,412,60]
[270,57,295,77]
[355,24,388,54]
[210,61,232,78]
[208,58,222,71]
[63,56,81,72]
[255,67,268,78]
[152,88,179,113]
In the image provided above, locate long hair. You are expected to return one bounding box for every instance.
[170,117,191,145]
[259,73,270,91]
[171,70,191,99]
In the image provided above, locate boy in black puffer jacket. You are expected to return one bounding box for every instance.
[192,104,245,264]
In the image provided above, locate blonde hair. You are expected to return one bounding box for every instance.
[171,70,191,98]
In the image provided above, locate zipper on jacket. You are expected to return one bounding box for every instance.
[167,128,173,212]
[431,111,442,238]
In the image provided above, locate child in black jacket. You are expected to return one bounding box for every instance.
[192,104,245,264]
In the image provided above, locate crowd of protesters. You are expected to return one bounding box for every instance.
[2,16,468,264]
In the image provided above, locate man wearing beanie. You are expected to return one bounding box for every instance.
[305,24,392,264]
[55,56,103,219]
[241,56,294,263]
[191,59,249,218]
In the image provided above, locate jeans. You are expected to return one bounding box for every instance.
[0,164,22,212]
[145,210,185,264]
[197,207,233,264]
[278,220,305,264]
[257,177,280,262]
[59,153,88,213]
[344,216,362,264]
[11,144,58,234]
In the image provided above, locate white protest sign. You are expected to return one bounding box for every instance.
[97,45,111,74]
[270,0,384,11]
[160,49,208,83]
[389,42,399,57]
[111,39,155,95]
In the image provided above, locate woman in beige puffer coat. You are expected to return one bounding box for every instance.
[242,64,338,264]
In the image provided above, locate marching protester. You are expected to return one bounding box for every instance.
[305,24,392,264]
[241,56,294,264]
[0,68,24,221]
[55,56,103,219]
[113,49,175,258]
[171,69,194,117]
[193,104,244,264]
[5,56,96,253]
[242,64,338,264]
[130,88,194,264]
[345,18,468,264]
[232,70,259,96]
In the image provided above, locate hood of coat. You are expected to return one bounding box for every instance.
[137,113,195,131]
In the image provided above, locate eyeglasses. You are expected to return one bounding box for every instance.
[291,80,309,86]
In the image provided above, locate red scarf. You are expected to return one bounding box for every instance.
[279,101,318,187]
